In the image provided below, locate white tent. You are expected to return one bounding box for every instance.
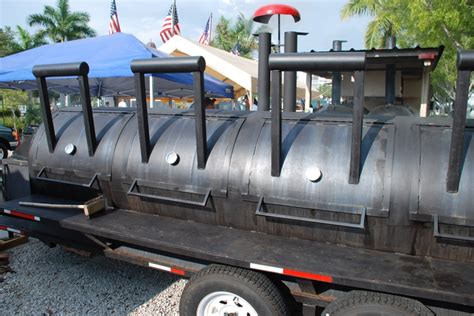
[159,36,318,107]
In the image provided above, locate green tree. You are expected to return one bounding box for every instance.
[0,90,29,129]
[341,0,399,48]
[12,26,47,51]
[386,0,473,103]
[27,0,96,43]
[341,0,473,103]
[0,27,18,57]
[0,26,46,55]
[212,13,268,58]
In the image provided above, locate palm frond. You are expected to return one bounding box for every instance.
[341,0,379,20]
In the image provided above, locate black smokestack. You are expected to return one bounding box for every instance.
[385,36,396,104]
[331,40,346,105]
[257,32,271,111]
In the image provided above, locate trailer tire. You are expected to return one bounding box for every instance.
[179,264,290,316]
[322,291,434,316]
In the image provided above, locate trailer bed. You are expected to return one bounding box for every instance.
[1,195,474,308]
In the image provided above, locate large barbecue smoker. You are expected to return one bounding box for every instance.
[1,34,474,314]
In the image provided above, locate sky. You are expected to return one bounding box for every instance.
[0,0,372,52]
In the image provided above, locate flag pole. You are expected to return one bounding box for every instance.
[172,0,176,36]
[209,13,213,44]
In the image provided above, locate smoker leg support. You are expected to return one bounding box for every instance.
[349,71,365,184]
[271,70,282,177]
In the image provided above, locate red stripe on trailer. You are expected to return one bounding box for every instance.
[250,262,333,283]
[148,262,186,276]
[4,209,40,222]
[283,268,333,283]
[0,225,22,234]
[170,267,186,276]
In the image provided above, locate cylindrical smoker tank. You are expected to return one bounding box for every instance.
[27,108,474,262]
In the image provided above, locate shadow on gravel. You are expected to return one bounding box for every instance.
[0,239,185,315]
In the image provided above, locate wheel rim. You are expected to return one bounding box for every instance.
[0,148,4,158]
[197,291,258,316]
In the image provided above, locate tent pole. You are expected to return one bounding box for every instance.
[149,76,154,108]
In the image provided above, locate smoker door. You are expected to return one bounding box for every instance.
[113,112,245,200]
[29,109,133,184]
[245,118,394,225]
[409,124,474,227]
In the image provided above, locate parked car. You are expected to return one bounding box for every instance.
[0,125,18,159]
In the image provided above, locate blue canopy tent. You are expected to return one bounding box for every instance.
[0,33,233,99]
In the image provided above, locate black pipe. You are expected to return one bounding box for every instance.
[35,76,56,153]
[32,62,89,77]
[257,32,271,111]
[385,64,396,104]
[349,70,365,184]
[457,50,474,69]
[134,72,151,163]
[271,70,282,177]
[331,40,346,105]
[386,36,397,49]
[283,32,298,112]
[78,75,97,156]
[131,56,205,73]
[446,50,473,193]
[269,52,366,72]
[385,36,397,104]
[282,32,307,112]
[193,71,208,169]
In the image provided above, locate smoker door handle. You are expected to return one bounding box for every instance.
[36,167,98,188]
[433,215,474,242]
[127,179,211,207]
[255,197,366,230]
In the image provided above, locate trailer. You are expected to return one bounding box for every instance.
[1,45,473,315]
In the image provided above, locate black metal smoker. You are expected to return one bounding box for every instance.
[1,45,474,315]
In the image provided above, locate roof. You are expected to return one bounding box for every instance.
[312,46,444,78]
[159,35,317,98]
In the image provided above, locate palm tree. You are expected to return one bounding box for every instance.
[212,13,269,58]
[14,26,47,51]
[340,0,398,49]
[27,0,96,43]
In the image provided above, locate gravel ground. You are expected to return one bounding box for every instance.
[0,239,187,315]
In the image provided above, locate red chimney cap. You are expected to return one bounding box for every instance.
[253,4,301,24]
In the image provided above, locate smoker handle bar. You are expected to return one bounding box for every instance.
[268,52,366,184]
[32,62,97,157]
[127,179,212,207]
[433,215,474,243]
[36,167,98,188]
[255,197,366,230]
[130,57,208,169]
[446,50,474,193]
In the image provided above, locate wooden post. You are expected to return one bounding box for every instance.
[419,65,431,117]
[305,73,312,112]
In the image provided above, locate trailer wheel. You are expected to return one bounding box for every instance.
[322,291,433,316]
[179,264,290,316]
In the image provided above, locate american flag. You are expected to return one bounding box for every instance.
[231,41,241,56]
[198,14,212,45]
[108,0,121,34]
[160,0,181,43]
